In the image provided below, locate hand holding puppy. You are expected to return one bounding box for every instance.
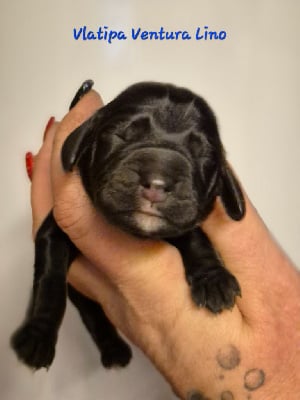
[21,85,300,399]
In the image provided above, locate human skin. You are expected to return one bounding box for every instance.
[29,90,300,399]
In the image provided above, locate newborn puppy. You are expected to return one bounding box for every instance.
[11,82,245,370]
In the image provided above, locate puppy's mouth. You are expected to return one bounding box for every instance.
[136,199,164,217]
[113,202,172,236]
[134,210,163,219]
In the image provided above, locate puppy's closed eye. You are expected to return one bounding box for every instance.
[116,116,152,142]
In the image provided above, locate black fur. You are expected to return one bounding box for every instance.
[11,82,245,370]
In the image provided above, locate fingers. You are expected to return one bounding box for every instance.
[50,89,103,219]
[30,121,58,236]
[51,89,103,186]
[31,86,102,236]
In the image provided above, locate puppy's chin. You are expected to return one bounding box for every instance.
[103,210,195,239]
[133,211,165,235]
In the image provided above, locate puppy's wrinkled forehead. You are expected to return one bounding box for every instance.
[87,83,222,173]
[147,97,199,133]
[116,98,206,148]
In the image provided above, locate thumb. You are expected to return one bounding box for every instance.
[201,193,299,322]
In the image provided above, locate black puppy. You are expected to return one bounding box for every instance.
[11,81,245,370]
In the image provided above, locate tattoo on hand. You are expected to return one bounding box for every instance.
[244,369,265,391]
[187,391,211,400]
[216,344,241,370]
[187,345,266,400]
[220,391,234,400]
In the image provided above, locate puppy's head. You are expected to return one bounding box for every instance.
[62,82,245,238]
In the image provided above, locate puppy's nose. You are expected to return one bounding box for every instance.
[141,179,168,203]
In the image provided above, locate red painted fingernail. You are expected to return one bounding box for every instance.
[25,152,33,181]
[43,116,55,141]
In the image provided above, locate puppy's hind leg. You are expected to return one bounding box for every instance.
[11,211,77,369]
[68,285,132,368]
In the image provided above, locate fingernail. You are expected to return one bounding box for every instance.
[25,152,33,181]
[43,116,55,141]
[69,79,94,110]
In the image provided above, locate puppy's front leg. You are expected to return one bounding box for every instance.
[169,230,241,313]
[11,211,76,369]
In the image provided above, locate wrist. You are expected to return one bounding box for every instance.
[118,291,215,398]
[141,307,217,399]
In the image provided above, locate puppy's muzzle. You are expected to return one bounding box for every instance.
[98,146,199,237]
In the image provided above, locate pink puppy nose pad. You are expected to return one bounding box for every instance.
[141,179,168,203]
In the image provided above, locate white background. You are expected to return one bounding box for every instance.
[1,1,299,399]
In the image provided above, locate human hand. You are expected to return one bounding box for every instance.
[28,84,300,399]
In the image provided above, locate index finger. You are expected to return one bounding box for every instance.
[51,88,103,184]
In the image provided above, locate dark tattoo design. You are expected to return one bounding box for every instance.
[244,369,265,391]
[216,345,241,370]
[187,391,211,400]
[220,391,234,400]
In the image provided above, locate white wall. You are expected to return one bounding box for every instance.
[1,1,299,399]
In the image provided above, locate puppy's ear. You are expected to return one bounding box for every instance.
[220,164,245,220]
[61,117,95,171]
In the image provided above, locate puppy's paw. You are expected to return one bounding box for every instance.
[188,268,241,313]
[11,318,57,369]
[101,338,132,368]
